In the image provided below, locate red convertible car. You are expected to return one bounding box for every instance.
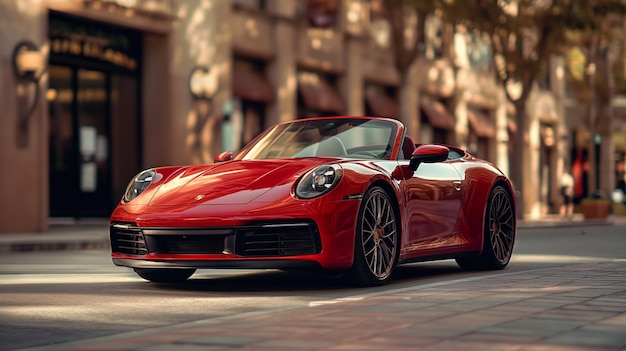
[110,116,516,286]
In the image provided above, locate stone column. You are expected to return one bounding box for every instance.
[453,68,470,150]
[340,34,364,116]
[0,2,48,233]
[165,0,231,165]
[524,90,542,218]
[495,89,510,177]
[267,0,297,125]
[551,55,567,211]
[400,70,420,139]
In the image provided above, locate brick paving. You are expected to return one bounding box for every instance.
[16,259,626,351]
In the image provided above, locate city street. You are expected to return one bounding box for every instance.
[1,222,625,350]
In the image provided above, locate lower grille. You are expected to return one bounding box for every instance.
[236,223,321,256]
[110,224,147,255]
[110,221,321,257]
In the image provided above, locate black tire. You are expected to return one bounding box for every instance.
[456,185,516,270]
[133,268,196,283]
[346,186,399,286]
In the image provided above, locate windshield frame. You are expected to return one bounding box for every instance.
[234,117,403,161]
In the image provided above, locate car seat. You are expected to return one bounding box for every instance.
[402,135,416,160]
[316,136,347,157]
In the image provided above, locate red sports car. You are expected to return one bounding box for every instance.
[110,116,516,286]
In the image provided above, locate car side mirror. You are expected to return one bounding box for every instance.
[409,145,449,170]
[214,151,234,163]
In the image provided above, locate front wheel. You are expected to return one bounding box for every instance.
[134,268,196,283]
[346,187,399,286]
[456,185,516,270]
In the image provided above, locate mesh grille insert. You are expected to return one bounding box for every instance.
[110,224,147,255]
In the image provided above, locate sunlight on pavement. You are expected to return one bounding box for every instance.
[0,274,140,285]
[511,254,607,264]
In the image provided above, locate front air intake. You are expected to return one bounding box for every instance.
[110,223,148,255]
[236,222,321,257]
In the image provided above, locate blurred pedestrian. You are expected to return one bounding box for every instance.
[560,168,574,219]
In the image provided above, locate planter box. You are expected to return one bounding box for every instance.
[613,202,626,216]
[580,199,610,219]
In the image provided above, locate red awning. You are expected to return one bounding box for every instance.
[420,96,455,130]
[233,67,275,103]
[467,108,496,138]
[365,89,399,118]
[297,73,345,114]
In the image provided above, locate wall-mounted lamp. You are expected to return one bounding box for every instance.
[12,40,45,148]
[12,41,45,81]
[189,66,218,100]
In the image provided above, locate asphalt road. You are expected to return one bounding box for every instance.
[0,223,624,351]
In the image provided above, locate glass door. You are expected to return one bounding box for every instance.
[49,66,76,217]
[48,67,112,218]
[76,69,111,217]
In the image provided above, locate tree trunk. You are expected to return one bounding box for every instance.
[512,98,529,219]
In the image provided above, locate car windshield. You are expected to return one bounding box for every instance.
[238,118,398,160]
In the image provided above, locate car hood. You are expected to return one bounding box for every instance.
[148,159,332,206]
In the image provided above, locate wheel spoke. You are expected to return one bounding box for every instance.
[363,229,375,246]
[379,239,394,263]
[364,207,376,228]
[381,228,396,240]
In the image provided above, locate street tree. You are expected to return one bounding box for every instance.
[561,0,626,196]
[439,0,626,217]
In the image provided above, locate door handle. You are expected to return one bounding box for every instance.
[453,181,462,191]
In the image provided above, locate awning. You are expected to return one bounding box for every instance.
[297,72,345,114]
[420,96,455,130]
[233,67,275,103]
[468,108,496,138]
[365,89,399,118]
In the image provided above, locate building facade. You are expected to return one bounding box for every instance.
[1,0,576,233]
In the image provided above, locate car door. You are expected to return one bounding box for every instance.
[400,161,463,253]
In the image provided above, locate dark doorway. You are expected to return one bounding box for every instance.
[48,12,142,218]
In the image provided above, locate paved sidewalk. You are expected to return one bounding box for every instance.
[16,260,626,351]
[0,214,621,253]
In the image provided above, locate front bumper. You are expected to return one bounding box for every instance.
[111,220,321,257]
[110,199,361,270]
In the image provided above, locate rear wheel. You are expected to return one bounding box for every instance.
[347,186,399,286]
[456,185,515,270]
[134,268,196,283]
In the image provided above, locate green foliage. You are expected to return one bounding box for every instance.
[437,0,626,102]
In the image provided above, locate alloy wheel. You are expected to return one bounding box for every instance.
[360,189,398,279]
[488,187,515,265]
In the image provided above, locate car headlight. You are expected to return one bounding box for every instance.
[295,164,343,199]
[123,169,156,202]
